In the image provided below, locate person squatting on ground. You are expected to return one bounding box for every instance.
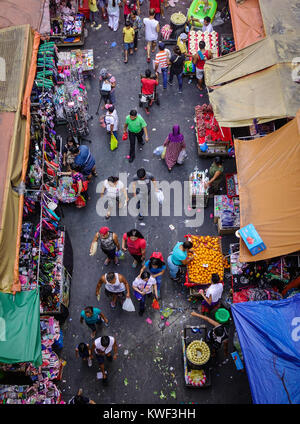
[70,144,97,179]
[132,271,158,315]
[80,306,109,338]
[91,335,118,383]
[96,272,131,309]
[90,226,121,265]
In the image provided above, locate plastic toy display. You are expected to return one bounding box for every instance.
[187,0,218,27]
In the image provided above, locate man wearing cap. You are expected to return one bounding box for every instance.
[154,42,169,90]
[177,32,188,56]
[90,227,120,266]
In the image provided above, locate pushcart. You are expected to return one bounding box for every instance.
[182,325,212,388]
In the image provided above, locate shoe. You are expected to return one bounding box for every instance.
[114,257,119,266]
[110,302,116,309]
[147,57,151,63]
[91,22,95,27]
[88,358,92,367]
[178,91,182,94]
[168,81,173,86]
[138,213,144,220]
[128,157,134,163]
[95,24,102,30]
[132,260,138,268]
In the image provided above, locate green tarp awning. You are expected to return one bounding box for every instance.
[0,290,42,367]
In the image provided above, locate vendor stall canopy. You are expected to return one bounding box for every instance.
[205,0,300,127]
[231,294,300,404]
[0,25,36,293]
[234,110,300,263]
[0,0,50,34]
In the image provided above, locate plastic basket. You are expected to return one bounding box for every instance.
[214,308,230,323]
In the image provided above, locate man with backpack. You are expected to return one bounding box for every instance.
[98,68,116,112]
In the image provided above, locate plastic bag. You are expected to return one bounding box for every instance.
[122,131,128,141]
[116,250,125,259]
[122,297,136,312]
[90,241,98,256]
[153,145,164,156]
[177,149,187,164]
[151,298,160,310]
[161,146,167,159]
[155,189,164,204]
[110,134,118,151]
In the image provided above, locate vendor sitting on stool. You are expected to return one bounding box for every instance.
[198,273,223,314]
[205,156,224,195]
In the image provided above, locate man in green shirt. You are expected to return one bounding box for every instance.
[123,109,149,162]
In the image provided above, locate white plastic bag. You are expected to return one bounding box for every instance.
[122,297,136,312]
[177,149,187,164]
[155,189,164,204]
[89,241,98,256]
[153,145,164,156]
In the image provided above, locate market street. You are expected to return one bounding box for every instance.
[57,1,252,404]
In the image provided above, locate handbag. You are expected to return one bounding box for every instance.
[177,149,187,164]
[134,280,148,301]
[110,133,118,151]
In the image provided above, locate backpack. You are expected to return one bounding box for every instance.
[150,251,164,263]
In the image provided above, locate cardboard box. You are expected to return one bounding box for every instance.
[239,224,266,256]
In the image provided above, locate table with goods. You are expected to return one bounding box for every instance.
[189,166,209,208]
[214,195,240,235]
[182,325,212,388]
[194,104,233,157]
[184,235,229,297]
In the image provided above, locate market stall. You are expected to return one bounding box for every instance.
[49,0,85,47]
[188,167,209,208]
[214,194,239,235]
[184,234,229,297]
[194,104,233,157]
[57,49,94,76]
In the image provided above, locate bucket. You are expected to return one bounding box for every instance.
[215,308,230,324]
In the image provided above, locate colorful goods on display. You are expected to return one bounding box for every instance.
[50,0,84,45]
[161,24,173,40]
[185,235,228,286]
[214,195,240,228]
[225,173,239,198]
[220,35,235,55]
[57,49,94,73]
[187,370,207,386]
[187,0,218,27]
[170,12,187,25]
[189,167,209,208]
[56,176,77,203]
[0,381,63,404]
[195,104,232,153]
[188,31,219,58]
[187,340,211,365]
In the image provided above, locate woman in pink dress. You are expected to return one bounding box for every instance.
[163,125,186,171]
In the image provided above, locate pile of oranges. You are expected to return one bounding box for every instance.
[187,235,228,285]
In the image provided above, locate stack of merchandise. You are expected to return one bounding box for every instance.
[50,0,84,44]
[188,30,219,57]
[0,385,29,404]
[214,195,240,230]
[220,35,235,55]
[0,382,64,404]
[19,223,38,291]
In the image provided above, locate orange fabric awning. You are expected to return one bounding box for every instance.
[234,111,300,262]
[228,0,265,50]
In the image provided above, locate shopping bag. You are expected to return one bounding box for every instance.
[116,250,125,259]
[110,134,118,151]
[122,131,128,141]
[177,149,187,164]
[151,298,160,310]
[155,189,164,204]
[122,297,136,312]
[153,145,164,156]
[161,146,167,159]
[75,195,86,208]
[89,241,98,256]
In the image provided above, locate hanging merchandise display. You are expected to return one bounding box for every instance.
[50,0,85,47]
[194,104,233,156]
[188,166,209,208]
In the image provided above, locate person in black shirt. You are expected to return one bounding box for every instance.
[68,388,96,404]
[191,311,229,356]
[168,46,185,93]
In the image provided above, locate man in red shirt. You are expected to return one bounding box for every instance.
[150,0,162,21]
[141,69,158,114]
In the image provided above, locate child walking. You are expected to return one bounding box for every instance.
[123,20,135,63]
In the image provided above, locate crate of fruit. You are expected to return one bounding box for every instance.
[184,234,228,286]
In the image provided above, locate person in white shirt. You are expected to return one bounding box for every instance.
[132,271,158,315]
[198,273,223,313]
[202,16,213,33]
[91,336,118,383]
[100,176,128,219]
[143,8,160,63]
[105,104,119,142]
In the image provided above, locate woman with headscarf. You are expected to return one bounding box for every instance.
[163,125,186,171]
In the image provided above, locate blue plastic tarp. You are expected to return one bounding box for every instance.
[231,294,300,404]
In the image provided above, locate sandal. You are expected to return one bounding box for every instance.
[104,258,111,266]
[147,57,150,63]
[110,302,116,309]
